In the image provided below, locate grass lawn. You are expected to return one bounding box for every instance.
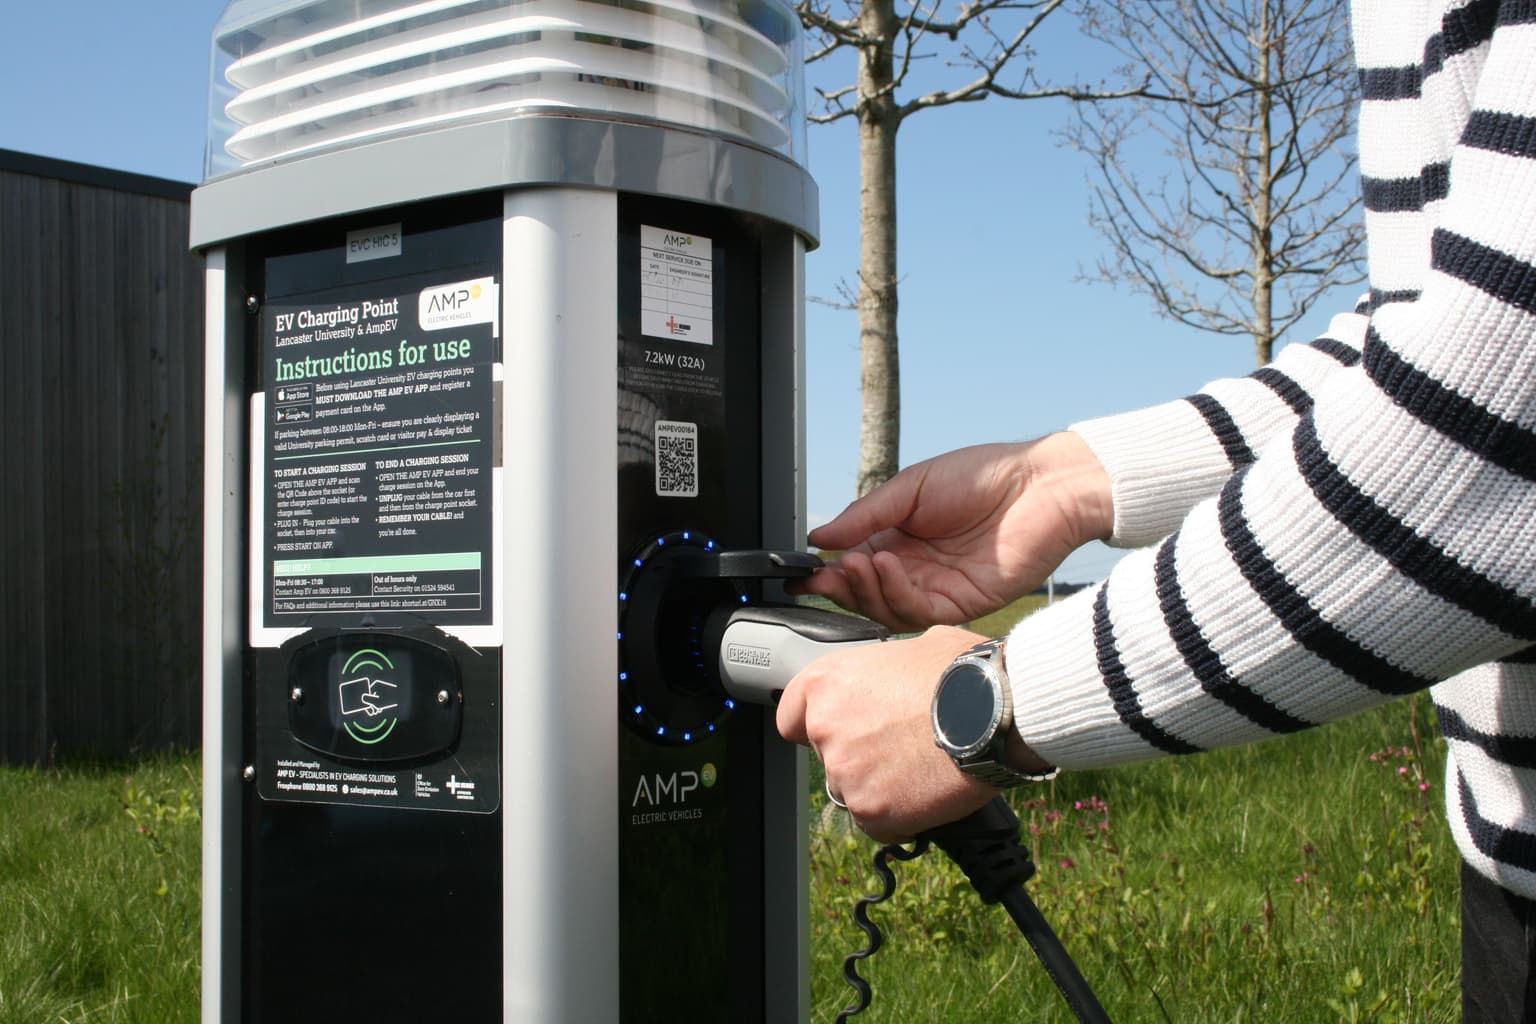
[0,619,1458,1022]
[808,692,1458,1022]
[0,756,200,1024]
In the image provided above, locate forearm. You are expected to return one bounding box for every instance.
[1006,306,1535,769]
[1071,309,1368,548]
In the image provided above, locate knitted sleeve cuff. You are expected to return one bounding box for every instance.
[1068,402,1236,549]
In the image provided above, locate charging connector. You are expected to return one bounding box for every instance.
[653,564,1111,1022]
[708,604,888,705]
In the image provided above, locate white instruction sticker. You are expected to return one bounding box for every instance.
[640,226,713,345]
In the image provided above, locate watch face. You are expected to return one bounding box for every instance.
[933,663,999,754]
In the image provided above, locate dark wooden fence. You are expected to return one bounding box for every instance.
[0,149,204,764]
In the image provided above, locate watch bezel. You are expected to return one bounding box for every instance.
[931,647,1011,762]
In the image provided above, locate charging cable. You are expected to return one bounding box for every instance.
[699,594,1110,1021]
[835,797,1112,1024]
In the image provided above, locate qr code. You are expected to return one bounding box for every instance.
[655,420,699,497]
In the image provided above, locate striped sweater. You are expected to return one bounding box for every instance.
[1005,0,1536,899]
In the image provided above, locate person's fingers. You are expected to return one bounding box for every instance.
[868,550,951,628]
[839,551,916,632]
[783,563,857,610]
[774,671,811,746]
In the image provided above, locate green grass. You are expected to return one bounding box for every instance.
[0,756,201,1024]
[968,593,1049,637]
[808,692,1458,1023]
[0,683,1457,1023]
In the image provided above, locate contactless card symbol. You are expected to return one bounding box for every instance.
[338,648,400,745]
[339,677,399,717]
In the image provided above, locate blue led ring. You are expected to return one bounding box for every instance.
[617,529,743,745]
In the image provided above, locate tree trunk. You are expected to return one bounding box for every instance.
[855,0,901,497]
[1253,0,1275,367]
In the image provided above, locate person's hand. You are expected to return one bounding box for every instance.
[791,433,1112,632]
[776,626,1001,842]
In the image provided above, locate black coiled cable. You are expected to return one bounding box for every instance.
[835,797,1113,1023]
[834,837,931,1022]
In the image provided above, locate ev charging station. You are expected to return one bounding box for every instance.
[192,1,828,1019]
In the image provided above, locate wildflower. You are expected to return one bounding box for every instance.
[1059,857,1076,870]
[1398,766,1409,776]
[1419,782,1431,793]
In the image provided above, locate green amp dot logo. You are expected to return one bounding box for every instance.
[700,763,718,788]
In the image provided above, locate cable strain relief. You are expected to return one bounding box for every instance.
[923,797,1037,904]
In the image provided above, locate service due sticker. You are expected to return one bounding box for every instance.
[640,226,713,345]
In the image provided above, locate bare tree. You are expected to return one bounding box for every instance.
[798,0,1162,496]
[1066,0,1363,367]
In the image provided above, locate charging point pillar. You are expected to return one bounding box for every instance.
[194,3,816,1019]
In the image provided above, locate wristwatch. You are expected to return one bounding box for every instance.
[931,638,1057,788]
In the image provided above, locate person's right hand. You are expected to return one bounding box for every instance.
[790,433,1112,632]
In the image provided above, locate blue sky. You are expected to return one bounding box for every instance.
[0,0,1361,581]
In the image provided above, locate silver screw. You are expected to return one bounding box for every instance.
[290,687,304,703]
[245,295,260,314]
[241,765,256,782]
[437,690,451,705]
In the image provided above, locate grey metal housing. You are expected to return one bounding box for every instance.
[191,117,818,250]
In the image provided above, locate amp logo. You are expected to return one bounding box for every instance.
[425,284,478,312]
[631,763,717,807]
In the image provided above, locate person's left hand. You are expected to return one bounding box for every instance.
[775,626,1001,842]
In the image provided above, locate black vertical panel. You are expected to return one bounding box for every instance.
[615,194,767,1022]
[241,196,504,1023]
[242,644,503,1024]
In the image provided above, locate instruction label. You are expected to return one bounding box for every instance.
[262,273,497,626]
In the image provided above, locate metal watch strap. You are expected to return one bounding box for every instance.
[962,758,1042,788]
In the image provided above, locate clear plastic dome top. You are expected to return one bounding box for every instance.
[204,0,807,181]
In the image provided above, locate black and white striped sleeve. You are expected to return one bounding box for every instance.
[1069,311,1368,548]
[1009,1,1536,773]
